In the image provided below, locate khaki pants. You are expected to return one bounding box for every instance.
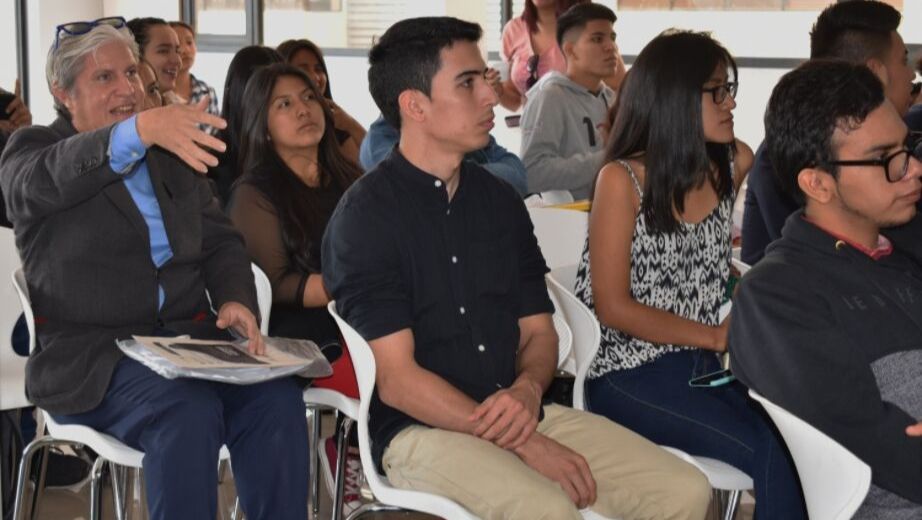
[382,404,710,520]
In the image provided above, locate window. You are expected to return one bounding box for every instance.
[616,0,903,11]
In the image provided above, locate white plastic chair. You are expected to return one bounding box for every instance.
[327,301,480,520]
[749,390,871,520]
[527,207,588,272]
[550,266,753,520]
[10,265,268,520]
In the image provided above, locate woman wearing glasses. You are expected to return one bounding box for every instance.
[497,0,625,112]
[573,31,807,518]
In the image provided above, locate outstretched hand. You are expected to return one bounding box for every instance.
[136,96,227,174]
[216,301,264,355]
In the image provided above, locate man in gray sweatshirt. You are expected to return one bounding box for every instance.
[520,3,619,200]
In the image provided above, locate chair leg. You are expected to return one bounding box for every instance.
[306,404,323,516]
[12,437,57,520]
[110,462,128,520]
[28,445,52,520]
[88,456,107,520]
[722,489,741,520]
[231,497,241,520]
[332,416,355,520]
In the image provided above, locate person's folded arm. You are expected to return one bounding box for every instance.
[520,88,604,195]
[729,268,922,503]
[589,161,729,351]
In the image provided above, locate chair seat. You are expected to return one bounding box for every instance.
[44,412,232,469]
[689,456,753,491]
[303,387,359,419]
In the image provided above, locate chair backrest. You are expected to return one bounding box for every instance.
[0,230,26,411]
[326,301,478,519]
[748,390,871,520]
[250,263,271,336]
[546,271,600,411]
[527,208,588,271]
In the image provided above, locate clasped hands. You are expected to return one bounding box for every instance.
[469,379,597,509]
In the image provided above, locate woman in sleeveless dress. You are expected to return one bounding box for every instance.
[574,30,806,518]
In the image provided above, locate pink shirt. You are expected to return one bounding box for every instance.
[501,17,567,99]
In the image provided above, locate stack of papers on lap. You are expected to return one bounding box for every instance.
[117,335,333,384]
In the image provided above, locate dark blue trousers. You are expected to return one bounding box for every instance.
[587,350,807,519]
[54,358,309,520]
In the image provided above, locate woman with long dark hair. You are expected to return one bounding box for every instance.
[277,39,366,164]
[574,30,806,517]
[209,46,283,203]
[227,63,361,355]
[496,0,625,111]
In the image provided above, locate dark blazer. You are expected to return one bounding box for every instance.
[0,117,258,415]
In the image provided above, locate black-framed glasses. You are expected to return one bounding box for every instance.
[824,132,922,183]
[702,82,739,104]
[525,54,540,90]
[54,16,127,49]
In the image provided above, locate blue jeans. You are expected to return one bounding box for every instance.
[54,358,309,520]
[586,350,806,519]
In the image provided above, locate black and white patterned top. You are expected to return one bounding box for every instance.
[574,160,732,378]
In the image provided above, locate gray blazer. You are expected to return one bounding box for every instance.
[0,117,258,415]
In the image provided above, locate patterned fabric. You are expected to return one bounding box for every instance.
[574,160,733,378]
[189,74,219,116]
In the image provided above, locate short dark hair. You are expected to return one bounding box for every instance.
[764,59,885,206]
[810,0,901,62]
[126,17,169,57]
[556,3,617,48]
[368,17,482,128]
[601,29,736,234]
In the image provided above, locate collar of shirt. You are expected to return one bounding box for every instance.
[384,147,469,211]
[802,215,894,260]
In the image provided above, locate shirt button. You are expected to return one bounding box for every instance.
[459,306,466,315]
[478,344,486,352]
[446,209,451,215]
[434,180,443,188]
[451,256,458,264]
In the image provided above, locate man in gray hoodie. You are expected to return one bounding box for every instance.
[520,3,619,200]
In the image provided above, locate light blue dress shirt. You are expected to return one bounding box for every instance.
[109,116,174,308]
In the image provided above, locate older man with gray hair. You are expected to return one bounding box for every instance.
[0,17,308,520]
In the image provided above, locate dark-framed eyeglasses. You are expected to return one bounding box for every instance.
[702,82,739,104]
[525,54,540,90]
[823,132,922,183]
[54,16,127,50]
